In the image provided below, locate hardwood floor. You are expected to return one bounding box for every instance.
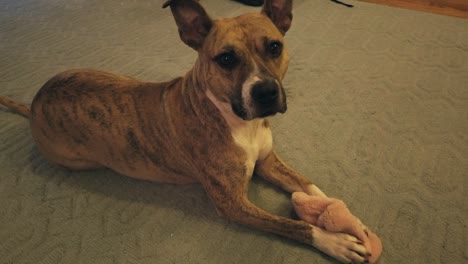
[358,0,468,18]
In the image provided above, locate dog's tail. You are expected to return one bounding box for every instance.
[0,96,30,118]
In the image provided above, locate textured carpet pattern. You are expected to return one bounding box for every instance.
[0,0,467,263]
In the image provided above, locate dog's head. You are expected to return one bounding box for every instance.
[164,0,293,120]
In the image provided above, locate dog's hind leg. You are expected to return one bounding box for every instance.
[1,96,101,170]
[33,142,103,170]
[48,157,103,170]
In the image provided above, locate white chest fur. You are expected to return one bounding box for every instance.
[230,119,273,164]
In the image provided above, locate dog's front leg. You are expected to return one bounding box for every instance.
[254,151,370,263]
[255,151,327,197]
[200,169,370,264]
[255,151,370,234]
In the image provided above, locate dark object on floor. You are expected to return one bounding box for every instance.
[331,0,354,8]
[233,0,264,7]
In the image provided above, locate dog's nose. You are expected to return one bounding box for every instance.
[251,78,279,104]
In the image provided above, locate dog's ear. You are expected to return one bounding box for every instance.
[163,0,213,50]
[261,0,293,35]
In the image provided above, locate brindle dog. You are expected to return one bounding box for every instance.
[0,0,370,263]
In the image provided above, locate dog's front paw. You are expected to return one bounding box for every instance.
[312,227,370,264]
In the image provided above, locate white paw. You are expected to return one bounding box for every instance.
[313,227,371,264]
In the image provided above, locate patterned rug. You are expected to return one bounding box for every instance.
[0,0,467,263]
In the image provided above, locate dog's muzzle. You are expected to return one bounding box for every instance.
[251,77,287,118]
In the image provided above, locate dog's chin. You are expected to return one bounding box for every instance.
[234,104,287,121]
[232,99,288,120]
[257,108,284,118]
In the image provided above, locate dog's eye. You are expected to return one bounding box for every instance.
[269,41,282,58]
[215,52,237,69]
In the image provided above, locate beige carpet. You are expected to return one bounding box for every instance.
[0,0,467,263]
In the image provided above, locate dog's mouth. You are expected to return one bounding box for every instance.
[255,86,288,118]
[258,103,287,118]
[232,100,287,120]
[232,102,249,120]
